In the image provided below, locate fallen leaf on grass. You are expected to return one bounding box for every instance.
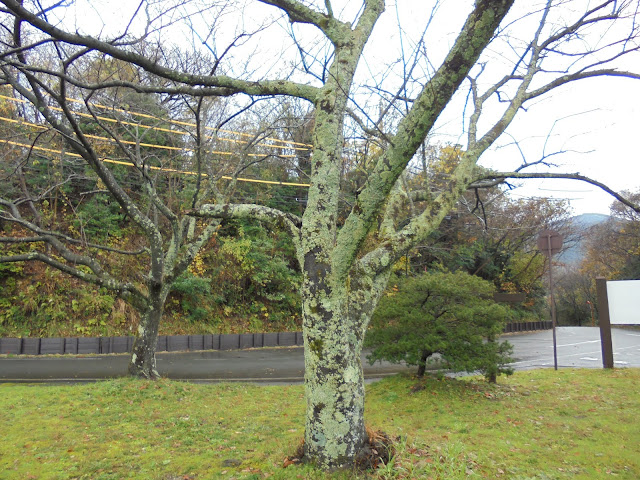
[283,457,301,468]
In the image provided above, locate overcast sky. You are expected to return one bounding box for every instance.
[59,0,640,216]
[360,1,640,217]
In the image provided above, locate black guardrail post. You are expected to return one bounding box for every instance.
[3,330,310,355]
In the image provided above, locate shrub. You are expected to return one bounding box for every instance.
[170,273,212,323]
[366,270,513,382]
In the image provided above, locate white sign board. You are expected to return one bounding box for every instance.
[606,280,640,325]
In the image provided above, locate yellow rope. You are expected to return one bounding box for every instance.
[0,94,312,152]
[0,115,298,157]
[0,138,311,187]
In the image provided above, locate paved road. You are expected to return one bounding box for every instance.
[1,327,639,383]
[0,346,413,383]
[505,326,640,369]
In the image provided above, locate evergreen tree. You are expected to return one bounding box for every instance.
[366,271,513,381]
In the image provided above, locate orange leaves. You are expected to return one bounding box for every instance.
[282,456,301,468]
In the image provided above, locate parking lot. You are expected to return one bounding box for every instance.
[507,326,640,369]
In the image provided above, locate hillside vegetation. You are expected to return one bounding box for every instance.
[0,219,302,338]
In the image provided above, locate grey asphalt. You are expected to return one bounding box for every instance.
[505,326,640,370]
[1,327,639,383]
[0,346,413,383]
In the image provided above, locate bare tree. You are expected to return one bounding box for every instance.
[1,0,639,469]
[0,20,299,377]
[579,189,640,279]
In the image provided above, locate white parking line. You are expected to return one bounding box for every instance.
[531,344,640,362]
[555,340,600,348]
[614,344,640,352]
[559,349,600,358]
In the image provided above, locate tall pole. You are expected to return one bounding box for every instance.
[547,234,558,371]
[547,234,558,370]
[587,301,595,327]
[538,229,562,371]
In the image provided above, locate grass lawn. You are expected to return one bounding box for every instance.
[1,368,638,479]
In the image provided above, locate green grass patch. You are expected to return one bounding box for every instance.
[1,369,638,479]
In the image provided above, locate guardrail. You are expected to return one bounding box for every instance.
[0,322,551,355]
[504,321,552,333]
[0,332,303,355]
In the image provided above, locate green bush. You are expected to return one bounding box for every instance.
[366,270,514,382]
[170,273,212,323]
[207,222,301,319]
[75,196,126,241]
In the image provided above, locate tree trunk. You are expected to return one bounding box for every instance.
[128,286,167,379]
[303,305,367,469]
[301,266,388,469]
[417,350,432,377]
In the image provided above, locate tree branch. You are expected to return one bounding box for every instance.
[189,203,303,266]
[335,0,516,279]
[0,233,147,256]
[470,171,640,214]
[0,252,147,308]
[258,0,346,44]
[525,69,640,100]
[1,0,319,101]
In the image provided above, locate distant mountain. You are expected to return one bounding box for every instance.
[558,213,609,266]
[571,213,610,228]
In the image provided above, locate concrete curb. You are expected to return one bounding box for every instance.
[0,323,549,355]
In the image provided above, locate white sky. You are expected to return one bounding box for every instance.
[56,0,640,216]
[359,0,640,217]
[486,76,640,216]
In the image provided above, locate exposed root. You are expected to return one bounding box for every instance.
[354,427,394,471]
[284,428,395,473]
[283,439,305,468]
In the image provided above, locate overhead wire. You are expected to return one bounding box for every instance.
[0,93,313,187]
[0,94,312,152]
[0,115,299,158]
[63,96,313,149]
[0,138,311,187]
